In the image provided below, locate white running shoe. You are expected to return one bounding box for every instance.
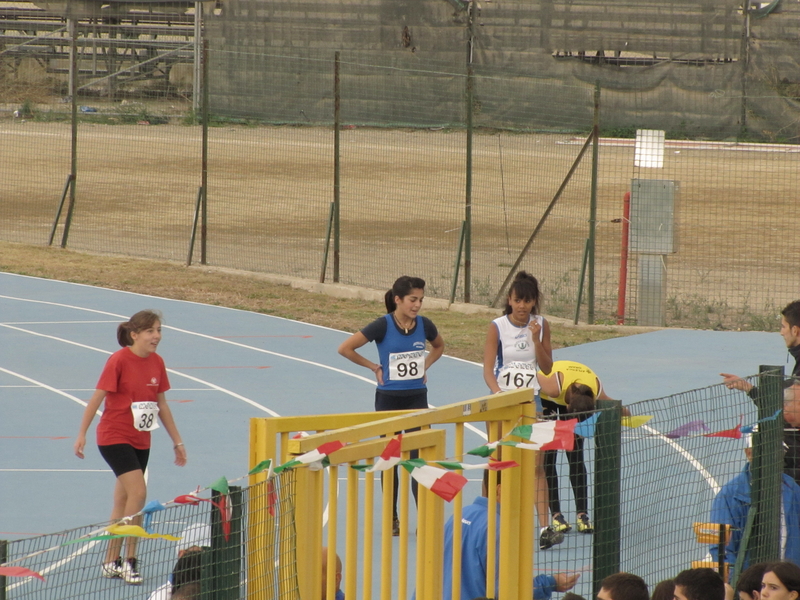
[120,557,142,585]
[101,557,122,579]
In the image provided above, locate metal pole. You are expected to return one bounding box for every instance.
[201,39,209,264]
[573,238,590,325]
[592,399,622,596]
[61,17,78,248]
[740,0,750,135]
[333,51,341,283]
[320,202,335,283]
[464,4,475,304]
[492,132,595,308]
[588,82,600,324]
[193,1,203,117]
[49,174,73,246]
[187,186,203,266]
[449,221,467,306]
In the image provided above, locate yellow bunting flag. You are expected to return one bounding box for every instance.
[622,415,653,428]
[106,524,181,541]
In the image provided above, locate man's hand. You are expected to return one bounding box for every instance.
[720,373,754,393]
[554,573,580,592]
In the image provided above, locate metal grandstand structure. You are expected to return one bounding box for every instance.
[0,1,212,105]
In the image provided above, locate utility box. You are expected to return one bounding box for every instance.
[629,179,678,254]
[630,178,678,326]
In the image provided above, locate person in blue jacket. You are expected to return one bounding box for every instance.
[709,433,800,568]
[440,469,579,600]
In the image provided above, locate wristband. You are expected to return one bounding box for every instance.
[174,443,184,449]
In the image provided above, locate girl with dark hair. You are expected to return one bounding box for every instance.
[762,562,800,600]
[482,271,559,550]
[74,310,186,585]
[338,276,445,534]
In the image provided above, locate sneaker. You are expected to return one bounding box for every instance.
[552,513,572,534]
[577,513,594,534]
[539,526,565,550]
[120,557,142,585]
[392,517,400,537]
[101,557,122,579]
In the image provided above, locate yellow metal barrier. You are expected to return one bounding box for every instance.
[248,389,537,600]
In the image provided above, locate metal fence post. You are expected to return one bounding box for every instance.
[593,399,622,595]
[747,365,784,565]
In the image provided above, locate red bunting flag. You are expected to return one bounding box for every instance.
[0,566,45,581]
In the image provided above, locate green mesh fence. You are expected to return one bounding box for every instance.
[2,1,800,328]
[1,475,298,600]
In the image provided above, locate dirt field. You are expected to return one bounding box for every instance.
[1,118,798,329]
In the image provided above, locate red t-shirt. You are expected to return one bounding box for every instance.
[95,347,170,449]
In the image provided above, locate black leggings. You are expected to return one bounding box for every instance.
[375,388,428,519]
[544,436,588,516]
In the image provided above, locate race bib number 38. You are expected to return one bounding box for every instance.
[131,401,160,432]
[388,350,425,381]
[498,362,539,391]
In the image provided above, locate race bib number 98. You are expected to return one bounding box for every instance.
[131,401,160,432]
[497,362,539,391]
[388,350,425,381]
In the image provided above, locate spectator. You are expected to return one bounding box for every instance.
[760,561,800,599]
[650,579,674,600]
[321,546,343,600]
[438,469,579,600]
[596,572,649,600]
[147,523,210,600]
[736,562,769,600]
[721,300,800,485]
[709,434,800,568]
[674,568,725,600]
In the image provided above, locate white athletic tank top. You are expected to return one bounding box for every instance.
[492,314,544,392]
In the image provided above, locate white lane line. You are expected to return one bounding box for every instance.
[639,424,720,494]
[0,294,375,384]
[0,322,279,417]
[0,367,99,414]
[1,469,112,472]
[2,320,120,325]
[7,539,102,591]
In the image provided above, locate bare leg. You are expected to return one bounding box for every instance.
[535,452,550,528]
[105,470,147,563]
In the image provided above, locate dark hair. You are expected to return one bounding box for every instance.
[763,561,800,594]
[481,468,502,492]
[599,572,649,600]
[504,271,542,315]
[783,301,800,330]
[562,594,587,600]
[117,309,163,347]
[172,548,202,594]
[673,568,724,600]
[384,276,426,313]
[172,582,200,600]
[736,563,769,597]
[567,393,595,420]
[650,579,675,600]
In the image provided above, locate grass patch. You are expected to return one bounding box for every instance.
[0,241,633,364]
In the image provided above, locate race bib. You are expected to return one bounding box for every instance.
[388,350,425,381]
[497,361,540,391]
[131,401,160,432]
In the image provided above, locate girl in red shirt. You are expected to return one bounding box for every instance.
[74,310,187,585]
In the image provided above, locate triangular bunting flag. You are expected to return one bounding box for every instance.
[401,462,467,502]
[665,420,708,439]
[510,420,577,451]
[0,566,45,581]
[274,441,346,474]
[622,416,653,428]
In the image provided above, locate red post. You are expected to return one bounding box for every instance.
[616,191,631,325]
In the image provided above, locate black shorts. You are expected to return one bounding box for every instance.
[98,444,150,477]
